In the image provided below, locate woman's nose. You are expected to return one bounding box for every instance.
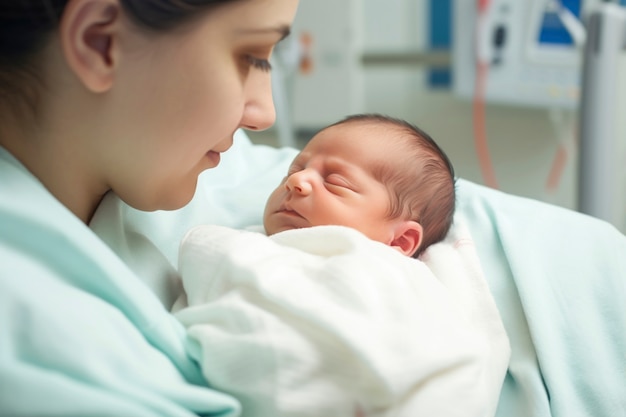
[285,171,313,195]
[239,72,276,131]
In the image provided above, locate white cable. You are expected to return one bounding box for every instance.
[552,0,587,47]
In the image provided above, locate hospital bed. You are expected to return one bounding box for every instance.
[93,129,626,417]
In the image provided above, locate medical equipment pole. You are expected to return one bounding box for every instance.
[271,36,301,148]
[578,3,626,230]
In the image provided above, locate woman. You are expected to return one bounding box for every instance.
[0,0,299,415]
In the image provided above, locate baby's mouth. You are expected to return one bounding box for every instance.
[278,204,304,219]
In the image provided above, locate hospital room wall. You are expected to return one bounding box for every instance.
[249,0,578,211]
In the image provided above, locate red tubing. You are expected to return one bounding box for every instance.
[472,60,499,189]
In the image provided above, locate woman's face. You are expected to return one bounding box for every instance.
[99,0,299,211]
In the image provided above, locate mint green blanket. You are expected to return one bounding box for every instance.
[456,180,626,417]
[0,147,240,416]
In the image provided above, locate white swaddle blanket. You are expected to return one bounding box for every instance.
[174,216,510,417]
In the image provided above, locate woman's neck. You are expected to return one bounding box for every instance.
[1,117,108,224]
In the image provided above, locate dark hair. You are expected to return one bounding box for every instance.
[327,113,456,258]
[0,0,238,120]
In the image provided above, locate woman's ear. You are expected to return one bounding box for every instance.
[60,0,123,93]
[390,220,423,257]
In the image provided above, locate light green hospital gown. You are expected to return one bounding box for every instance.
[0,145,240,416]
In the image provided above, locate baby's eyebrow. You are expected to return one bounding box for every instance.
[289,152,310,170]
[286,162,303,175]
[324,157,356,175]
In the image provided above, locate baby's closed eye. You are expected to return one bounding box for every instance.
[325,174,356,192]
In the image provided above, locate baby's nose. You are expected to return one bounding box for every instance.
[285,172,313,195]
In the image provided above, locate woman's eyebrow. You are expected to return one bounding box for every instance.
[237,25,291,41]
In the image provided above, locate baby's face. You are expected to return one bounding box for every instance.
[263,122,403,244]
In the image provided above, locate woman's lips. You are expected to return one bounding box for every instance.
[205,151,221,167]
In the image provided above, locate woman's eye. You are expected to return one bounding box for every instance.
[246,56,272,72]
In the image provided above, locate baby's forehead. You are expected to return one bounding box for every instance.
[290,149,357,171]
[311,123,411,167]
[308,121,407,150]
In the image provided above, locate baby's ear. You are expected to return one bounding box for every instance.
[390,221,423,257]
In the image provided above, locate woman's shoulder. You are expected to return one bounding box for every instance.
[0,149,237,414]
[0,145,175,336]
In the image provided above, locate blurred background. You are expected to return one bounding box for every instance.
[247,0,626,232]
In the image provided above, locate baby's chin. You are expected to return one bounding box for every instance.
[264,212,311,236]
[264,224,298,236]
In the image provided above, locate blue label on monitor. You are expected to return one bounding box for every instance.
[427,0,451,88]
[537,0,582,45]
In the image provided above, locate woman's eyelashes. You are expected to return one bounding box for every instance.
[246,55,272,72]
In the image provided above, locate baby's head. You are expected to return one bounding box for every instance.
[264,113,456,257]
